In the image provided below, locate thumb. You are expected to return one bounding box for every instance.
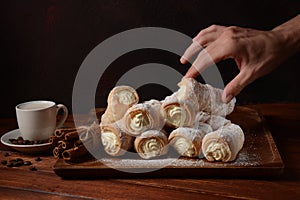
[222,71,251,103]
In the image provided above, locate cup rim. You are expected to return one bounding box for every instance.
[16,100,56,111]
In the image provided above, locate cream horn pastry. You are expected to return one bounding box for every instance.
[202,123,244,162]
[134,130,168,159]
[161,95,197,128]
[175,77,209,110]
[205,84,236,116]
[100,122,133,156]
[168,127,204,158]
[205,115,231,131]
[101,86,139,125]
[193,111,231,131]
[176,78,236,116]
[121,100,165,136]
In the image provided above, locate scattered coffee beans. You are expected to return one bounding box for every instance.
[9,137,48,145]
[16,158,23,162]
[23,161,32,166]
[1,154,42,170]
[1,160,7,165]
[35,157,42,162]
[4,152,10,157]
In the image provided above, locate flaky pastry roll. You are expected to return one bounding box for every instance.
[168,126,211,158]
[205,115,231,131]
[134,130,168,159]
[121,100,165,136]
[204,84,236,116]
[100,122,133,156]
[202,123,244,162]
[161,95,197,128]
[101,86,139,125]
[176,78,236,116]
[193,111,231,131]
[175,77,209,110]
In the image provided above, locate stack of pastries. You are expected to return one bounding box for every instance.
[100,78,244,162]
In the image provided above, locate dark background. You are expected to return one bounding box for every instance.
[1,0,300,117]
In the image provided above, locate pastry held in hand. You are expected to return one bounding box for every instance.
[101,86,139,125]
[202,123,244,162]
[100,123,133,156]
[175,77,209,110]
[169,126,212,158]
[122,100,165,136]
[176,78,236,116]
[162,95,197,128]
[134,130,168,159]
[205,84,236,116]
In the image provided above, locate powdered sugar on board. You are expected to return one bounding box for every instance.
[96,150,260,168]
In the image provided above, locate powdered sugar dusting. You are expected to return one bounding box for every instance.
[96,152,260,168]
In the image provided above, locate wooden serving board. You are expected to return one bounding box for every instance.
[53,106,284,179]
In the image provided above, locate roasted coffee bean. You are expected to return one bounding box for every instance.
[4,152,10,157]
[9,137,48,145]
[24,140,32,145]
[8,160,17,166]
[15,160,24,167]
[9,138,15,143]
[15,158,23,162]
[6,162,14,167]
[29,166,37,171]
[17,139,24,145]
[23,161,32,166]
[1,160,7,165]
[35,157,42,161]
[11,140,18,144]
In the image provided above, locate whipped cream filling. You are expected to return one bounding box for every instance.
[173,137,195,157]
[101,131,119,154]
[129,112,149,132]
[116,90,136,105]
[141,138,161,159]
[206,142,228,161]
[166,105,186,127]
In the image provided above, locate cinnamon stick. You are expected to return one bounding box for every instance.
[53,144,64,158]
[49,136,60,146]
[74,140,83,147]
[58,140,75,149]
[54,128,77,137]
[64,128,87,141]
[62,145,89,162]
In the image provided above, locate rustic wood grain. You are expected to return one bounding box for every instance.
[1,104,300,199]
[0,186,81,200]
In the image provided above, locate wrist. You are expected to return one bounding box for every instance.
[271,15,300,55]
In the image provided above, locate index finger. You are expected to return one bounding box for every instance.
[185,40,229,78]
[180,41,203,64]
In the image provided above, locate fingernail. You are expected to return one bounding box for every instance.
[180,57,185,64]
[225,94,234,103]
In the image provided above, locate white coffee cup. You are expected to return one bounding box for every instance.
[16,100,68,141]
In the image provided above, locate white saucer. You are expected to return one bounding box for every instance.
[1,129,53,154]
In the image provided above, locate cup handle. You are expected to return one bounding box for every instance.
[56,104,68,129]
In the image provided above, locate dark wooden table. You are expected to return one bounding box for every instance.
[0,104,299,199]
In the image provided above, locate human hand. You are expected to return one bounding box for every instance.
[180,16,300,103]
